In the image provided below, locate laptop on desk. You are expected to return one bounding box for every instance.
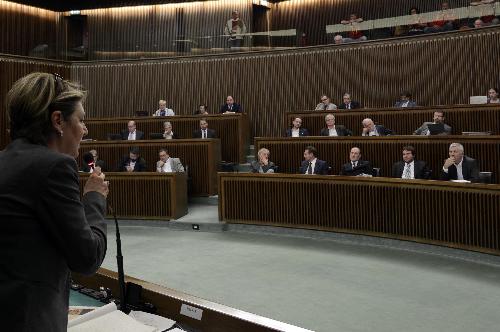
[427,123,445,135]
[469,96,488,104]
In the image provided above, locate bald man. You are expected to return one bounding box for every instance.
[121,120,144,140]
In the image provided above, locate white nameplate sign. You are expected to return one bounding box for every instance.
[180,304,203,321]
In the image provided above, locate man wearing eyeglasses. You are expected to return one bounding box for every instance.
[315,95,337,111]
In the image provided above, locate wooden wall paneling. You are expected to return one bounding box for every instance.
[78,139,221,196]
[79,172,187,219]
[285,104,500,137]
[83,114,249,163]
[218,173,500,255]
[254,136,500,182]
[69,27,500,138]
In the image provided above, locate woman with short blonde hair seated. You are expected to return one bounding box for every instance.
[251,148,277,173]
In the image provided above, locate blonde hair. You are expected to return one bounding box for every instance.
[258,148,270,159]
[6,72,85,144]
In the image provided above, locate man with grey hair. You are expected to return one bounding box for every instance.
[153,99,174,116]
[361,118,392,136]
[440,143,479,181]
[162,121,179,139]
[315,95,337,110]
[320,114,351,136]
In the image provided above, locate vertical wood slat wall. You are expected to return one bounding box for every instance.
[219,174,500,255]
[70,28,500,138]
[81,0,253,59]
[0,0,62,57]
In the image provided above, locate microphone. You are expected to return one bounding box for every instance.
[109,205,128,313]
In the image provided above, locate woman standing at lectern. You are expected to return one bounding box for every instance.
[0,72,109,331]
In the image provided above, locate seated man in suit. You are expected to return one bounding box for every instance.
[119,147,147,172]
[320,114,352,136]
[250,148,278,173]
[192,119,217,138]
[440,143,480,182]
[414,111,452,135]
[299,146,329,175]
[394,91,417,108]
[340,147,373,176]
[156,148,185,173]
[361,118,392,136]
[286,117,309,137]
[121,120,145,140]
[153,99,175,116]
[315,95,337,110]
[391,146,430,179]
[338,93,361,109]
[81,149,106,173]
[163,121,180,139]
[219,96,242,113]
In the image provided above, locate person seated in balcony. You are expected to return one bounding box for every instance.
[195,104,209,115]
[299,146,329,175]
[487,88,500,104]
[219,96,242,114]
[340,147,373,176]
[119,147,147,172]
[315,95,337,110]
[407,7,427,35]
[319,114,352,136]
[394,91,417,108]
[338,93,361,110]
[153,99,174,116]
[156,149,185,173]
[341,13,367,42]
[470,0,499,27]
[440,143,479,182]
[424,2,457,33]
[414,111,452,135]
[286,117,309,137]
[361,118,392,136]
[250,148,278,174]
[391,146,431,179]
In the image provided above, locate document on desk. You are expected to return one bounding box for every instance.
[68,302,157,332]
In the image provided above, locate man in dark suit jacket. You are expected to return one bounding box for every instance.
[121,120,145,140]
[394,91,417,108]
[340,147,373,176]
[361,118,393,136]
[219,95,242,113]
[192,118,217,138]
[440,143,480,182]
[0,139,107,332]
[319,114,352,136]
[286,117,310,137]
[299,146,329,175]
[118,147,147,172]
[338,93,361,109]
[391,146,431,179]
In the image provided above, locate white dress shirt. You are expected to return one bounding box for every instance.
[128,130,136,140]
[154,108,175,116]
[291,128,300,137]
[401,161,415,179]
[401,101,409,107]
[442,158,464,180]
[158,158,173,172]
[306,158,317,174]
[328,127,338,136]
[164,131,174,139]
[201,129,208,138]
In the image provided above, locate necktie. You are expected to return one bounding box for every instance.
[404,163,411,179]
[203,130,206,139]
[352,161,357,168]
[324,104,328,110]
[307,162,313,174]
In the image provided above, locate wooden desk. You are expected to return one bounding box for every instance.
[79,139,220,196]
[84,114,250,163]
[254,136,500,182]
[79,172,188,220]
[285,104,500,136]
[72,268,312,332]
[219,173,500,255]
